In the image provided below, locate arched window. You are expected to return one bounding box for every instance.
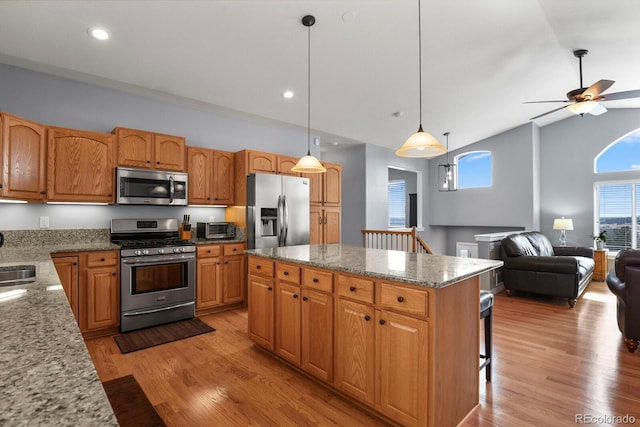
[455,151,492,189]
[595,129,640,173]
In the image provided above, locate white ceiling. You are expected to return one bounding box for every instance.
[1,0,640,153]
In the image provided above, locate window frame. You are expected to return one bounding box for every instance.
[454,150,493,189]
[594,128,640,174]
[594,179,640,250]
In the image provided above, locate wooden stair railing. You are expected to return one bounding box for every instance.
[361,227,432,254]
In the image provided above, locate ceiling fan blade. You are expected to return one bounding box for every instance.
[599,89,640,101]
[530,105,568,120]
[589,103,607,116]
[583,79,615,99]
[523,100,569,104]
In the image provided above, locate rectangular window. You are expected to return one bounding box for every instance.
[388,180,406,228]
[596,182,637,250]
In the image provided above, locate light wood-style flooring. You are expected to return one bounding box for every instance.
[86,281,640,426]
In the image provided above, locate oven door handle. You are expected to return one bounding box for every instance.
[121,254,195,265]
[122,301,195,317]
[169,176,175,204]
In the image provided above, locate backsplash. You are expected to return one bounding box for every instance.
[0,229,111,248]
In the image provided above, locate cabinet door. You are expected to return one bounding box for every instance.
[188,146,213,205]
[309,206,322,245]
[248,274,275,351]
[277,155,300,176]
[212,150,234,205]
[154,133,185,171]
[334,298,375,404]
[84,266,119,331]
[248,150,277,174]
[275,282,301,365]
[323,163,342,206]
[1,114,47,201]
[114,127,152,168]
[47,127,115,203]
[52,256,79,322]
[197,257,222,309]
[302,289,333,382]
[222,254,245,304]
[324,207,341,244]
[303,172,322,205]
[376,310,428,426]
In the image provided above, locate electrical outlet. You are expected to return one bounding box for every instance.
[39,216,49,229]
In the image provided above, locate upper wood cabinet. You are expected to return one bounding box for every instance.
[303,162,341,207]
[187,146,234,205]
[276,155,300,176]
[47,127,115,203]
[0,113,47,201]
[113,127,186,172]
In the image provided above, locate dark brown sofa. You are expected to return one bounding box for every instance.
[606,250,640,352]
[500,231,594,307]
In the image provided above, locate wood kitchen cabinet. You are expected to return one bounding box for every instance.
[113,126,186,171]
[276,155,300,176]
[188,147,234,205]
[52,250,120,337]
[310,206,341,244]
[47,127,115,203]
[248,257,276,351]
[52,255,80,322]
[0,113,47,201]
[196,243,246,314]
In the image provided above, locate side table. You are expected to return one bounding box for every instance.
[593,249,608,281]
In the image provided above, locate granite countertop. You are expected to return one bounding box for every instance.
[246,244,503,288]
[0,243,118,426]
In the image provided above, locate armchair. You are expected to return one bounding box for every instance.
[606,250,640,352]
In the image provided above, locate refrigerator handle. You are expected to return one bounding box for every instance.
[277,195,284,246]
[283,195,289,246]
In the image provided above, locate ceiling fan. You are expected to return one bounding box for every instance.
[526,49,640,120]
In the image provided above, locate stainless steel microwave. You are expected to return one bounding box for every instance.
[116,167,188,205]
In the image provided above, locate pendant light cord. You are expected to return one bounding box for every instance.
[307,21,312,155]
[418,0,422,129]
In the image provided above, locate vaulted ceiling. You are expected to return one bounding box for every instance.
[1,1,639,153]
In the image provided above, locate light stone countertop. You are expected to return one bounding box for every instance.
[0,243,119,426]
[246,244,503,288]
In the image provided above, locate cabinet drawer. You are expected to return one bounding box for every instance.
[86,251,118,268]
[276,262,301,284]
[336,274,374,304]
[302,268,333,293]
[197,245,221,258]
[378,282,428,316]
[249,257,275,277]
[223,243,245,256]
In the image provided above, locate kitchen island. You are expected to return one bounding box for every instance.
[246,244,503,427]
[0,243,119,426]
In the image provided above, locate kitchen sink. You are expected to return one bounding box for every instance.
[0,265,36,287]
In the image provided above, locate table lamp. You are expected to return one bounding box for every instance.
[553,217,573,246]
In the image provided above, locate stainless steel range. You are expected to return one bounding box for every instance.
[111,218,196,332]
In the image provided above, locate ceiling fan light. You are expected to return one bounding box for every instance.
[567,100,598,115]
[396,128,446,158]
[291,153,327,173]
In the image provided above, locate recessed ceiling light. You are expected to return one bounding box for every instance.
[282,90,294,99]
[88,27,110,41]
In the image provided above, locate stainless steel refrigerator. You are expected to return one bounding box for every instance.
[247,173,310,249]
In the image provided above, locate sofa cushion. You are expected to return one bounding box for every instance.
[575,256,595,280]
[501,234,538,257]
[525,232,555,256]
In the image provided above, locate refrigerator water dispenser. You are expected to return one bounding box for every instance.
[260,208,277,236]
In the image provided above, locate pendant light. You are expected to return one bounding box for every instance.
[396,0,445,158]
[291,15,326,174]
[438,132,457,191]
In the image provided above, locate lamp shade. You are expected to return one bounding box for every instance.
[291,154,327,173]
[553,217,574,231]
[567,101,598,115]
[396,126,446,158]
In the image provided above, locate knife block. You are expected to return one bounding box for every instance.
[179,224,191,241]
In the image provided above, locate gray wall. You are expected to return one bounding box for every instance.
[540,109,640,247]
[0,63,319,230]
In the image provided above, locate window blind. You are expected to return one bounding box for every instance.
[597,183,634,250]
[388,180,406,228]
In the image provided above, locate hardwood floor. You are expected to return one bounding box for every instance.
[86,280,640,427]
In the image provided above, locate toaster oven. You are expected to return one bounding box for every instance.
[196,222,236,240]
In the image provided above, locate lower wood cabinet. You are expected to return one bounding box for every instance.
[248,274,275,351]
[52,250,120,336]
[196,243,246,314]
[310,206,340,244]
